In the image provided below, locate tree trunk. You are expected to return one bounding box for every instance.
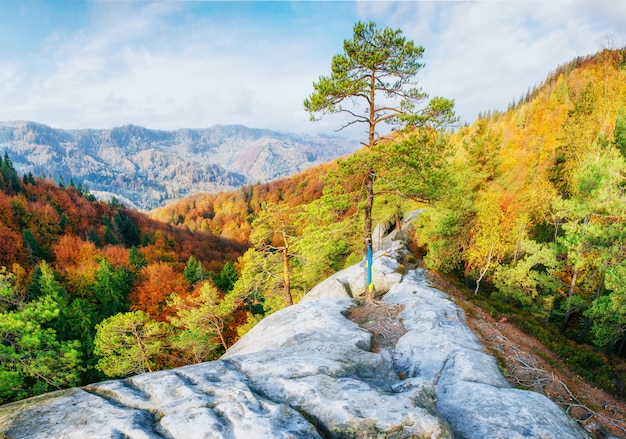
[133,326,153,373]
[364,67,377,304]
[282,232,293,306]
[282,247,292,306]
[215,318,229,351]
[364,168,375,303]
[474,241,495,295]
[395,205,402,231]
[617,333,626,357]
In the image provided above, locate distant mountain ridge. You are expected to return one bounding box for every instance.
[0,121,358,210]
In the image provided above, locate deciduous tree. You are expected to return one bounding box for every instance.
[130,262,187,320]
[94,310,170,377]
[169,282,236,363]
[249,203,301,306]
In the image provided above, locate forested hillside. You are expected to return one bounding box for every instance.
[150,163,332,243]
[0,155,247,404]
[415,49,626,393]
[153,49,626,396]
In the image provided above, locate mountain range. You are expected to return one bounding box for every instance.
[0,121,358,210]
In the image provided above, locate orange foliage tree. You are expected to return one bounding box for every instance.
[130,262,188,321]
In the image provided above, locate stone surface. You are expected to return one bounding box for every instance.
[384,269,587,439]
[300,245,405,303]
[0,240,589,439]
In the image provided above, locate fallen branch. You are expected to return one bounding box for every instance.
[473,318,626,436]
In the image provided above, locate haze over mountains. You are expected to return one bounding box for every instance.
[0,121,358,210]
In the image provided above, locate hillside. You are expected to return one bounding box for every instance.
[0,157,250,404]
[1,49,625,435]
[149,162,332,243]
[0,122,358,210]
[150,49,626,398]
[414,49,626,393]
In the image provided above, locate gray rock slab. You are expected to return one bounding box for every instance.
[300,246,404,303]
[224,298,452,438]
[0,388,163,439]
[384,268,589,439]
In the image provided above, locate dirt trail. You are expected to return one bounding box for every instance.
[425,267,626,439]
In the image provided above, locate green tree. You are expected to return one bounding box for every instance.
[212,261,238,292]
[93,310,170,377]
[87,228,102,247]
[113,209,141,247]
[0,283,82,403]
[584,280,626,355]
[0,266,26,310]
[414,165,477,274]
[466,190,508,294]
[0,152,22,194]
[304,21,456,301]
[249,203,301,307]
[614,104,626,158]
[183,255,205,285]
[492,241,561,319]
[376,126,454,203]
[296,219,355,292]
[128,245,147,272]
[555,147,626,335]
[94,259,131,320]
[22,229,44,263]
[231,248,288,317]
[62,297,100,380]
[36,261,73,339]
[230,203,304,316]
[169,282,236,363]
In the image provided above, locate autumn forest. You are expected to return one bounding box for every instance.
[1,48,626,405]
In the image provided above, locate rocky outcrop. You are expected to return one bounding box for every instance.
[299,240,405,303]
[0,240,589,438]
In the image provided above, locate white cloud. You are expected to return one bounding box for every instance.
[0,1,624,134]
[357,0,626,123]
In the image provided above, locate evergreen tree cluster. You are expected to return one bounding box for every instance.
[0,152,22,195]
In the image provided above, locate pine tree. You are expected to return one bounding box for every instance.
[94,310,170,377]
[183,255,205,285]
[305,21,457,302]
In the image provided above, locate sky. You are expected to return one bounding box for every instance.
[0,0,624,139]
